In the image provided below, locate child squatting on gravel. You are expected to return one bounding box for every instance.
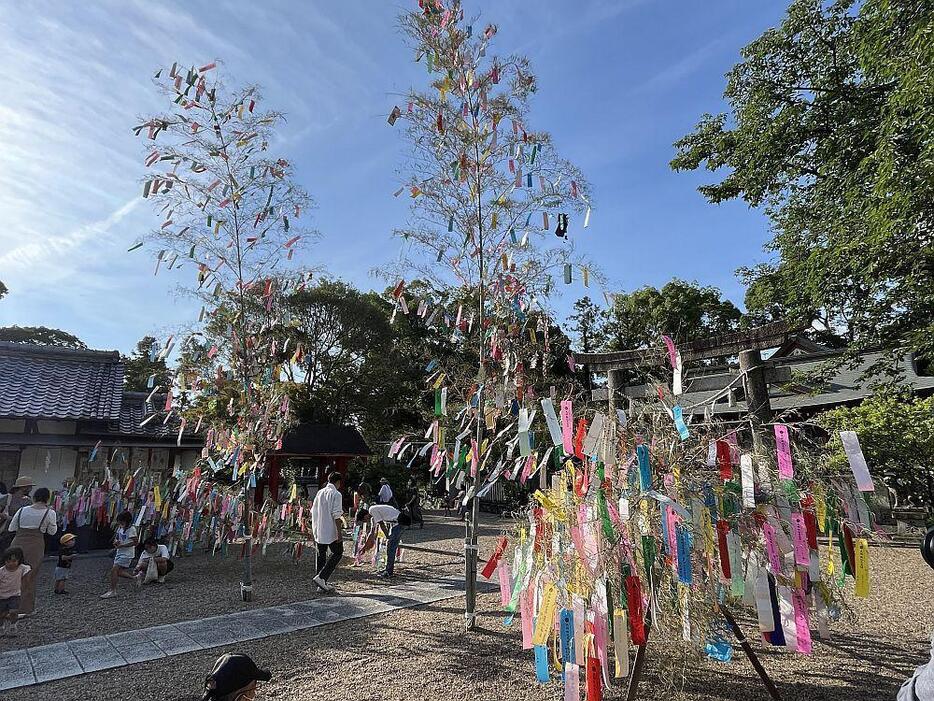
[0,547,31,636]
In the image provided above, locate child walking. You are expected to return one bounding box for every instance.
[0,547,31,636]
[100,511,139,599]
[54,533,76,595]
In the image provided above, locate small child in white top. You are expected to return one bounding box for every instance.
[0,547,31,636]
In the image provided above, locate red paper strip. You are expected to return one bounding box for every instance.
[717,520,732,579]
[716,440,732,481]
[586,655,603,701]
[573,419,587,459]
[625,576,646,645]
[480,535,508,580]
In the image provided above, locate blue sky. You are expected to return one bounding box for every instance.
[0,0,789,354]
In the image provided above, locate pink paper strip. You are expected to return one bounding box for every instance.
[792,588,812,654]
[661,335,677,368]
[774,425,794,479]
[665,506,680,572]
[762,522,782,573]
[498,560,512,606]
[560,400,574,454]
[565,663,580,701]
[593,611,610,681]
[520,591,533,649]
[790,512,810,567]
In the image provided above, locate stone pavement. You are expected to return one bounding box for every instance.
[0,575,484,691]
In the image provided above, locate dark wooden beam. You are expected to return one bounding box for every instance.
[576,320,806,371]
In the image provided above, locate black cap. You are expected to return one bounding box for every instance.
[203,654,271,700]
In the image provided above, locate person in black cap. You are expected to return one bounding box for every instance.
[203,653,271,701]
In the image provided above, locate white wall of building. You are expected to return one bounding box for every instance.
[18,446,78,491]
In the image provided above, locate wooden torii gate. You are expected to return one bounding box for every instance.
[573,319,805,701]
[576,319,805,425]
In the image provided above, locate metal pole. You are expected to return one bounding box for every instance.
[465,130,485,631]
[241,494,254,602]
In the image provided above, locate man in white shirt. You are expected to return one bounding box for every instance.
[359,503,411,579]
[377,478,394,505]
[310,471,345,592]
[134,537,174,584]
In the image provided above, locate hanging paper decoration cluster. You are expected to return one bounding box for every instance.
[131,61,317,509]
[484,384,875,693]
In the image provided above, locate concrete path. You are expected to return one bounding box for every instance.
[0,576,480,690]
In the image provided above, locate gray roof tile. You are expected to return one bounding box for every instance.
[0,342,123,421]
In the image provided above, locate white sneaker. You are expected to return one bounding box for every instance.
[100,590,117,599]
[312,575,334,592]
[157,576,166,583]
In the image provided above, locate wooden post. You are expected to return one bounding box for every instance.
[625,640,649,701]
[607,369,618,416]
[721,605,782,700]
[739,349,771,424]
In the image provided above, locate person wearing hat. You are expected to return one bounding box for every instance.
[202,653,271,701]
[54,533,77,595]
[8,486,57,615]
[0,476,34,552]
[377,477,394,506]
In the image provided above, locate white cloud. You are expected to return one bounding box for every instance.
[0,197,140,272]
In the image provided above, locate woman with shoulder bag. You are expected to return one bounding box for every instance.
[9,486,58,615]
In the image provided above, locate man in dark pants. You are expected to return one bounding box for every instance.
[310,471,345,592]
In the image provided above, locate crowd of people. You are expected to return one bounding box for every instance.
[0,477,176,636]
[0,469,439,630]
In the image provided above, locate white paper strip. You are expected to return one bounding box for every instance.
[540,398,563,447]
[582,412,606,456]
[840,430,874,492]
[741,453,756,508]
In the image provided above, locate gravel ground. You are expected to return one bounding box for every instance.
[2,527,929,701]
[0,512,509,652]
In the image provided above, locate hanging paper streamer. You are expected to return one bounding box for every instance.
[840,431,874,492]
[774,424,794,480]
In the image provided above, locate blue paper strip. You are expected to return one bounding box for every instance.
[534,644,550,683]
[559,608,575,665]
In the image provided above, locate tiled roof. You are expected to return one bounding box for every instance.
[615,350,934,416]
[118,392,183,438]
[0,342,124,421]
[276,423,372,456]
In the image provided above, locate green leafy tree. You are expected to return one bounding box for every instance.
[604,279,742,351]
[0,326,86,349]
[568,296,607,353]
[819,389,934,509]
[0,281,7,301]
[122,336,171,392]
[568,296,609,390]
[278,280,426,444]
[672,0,934,364]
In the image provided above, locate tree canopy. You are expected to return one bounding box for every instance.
[603,279,742,351]
[672,0,934,363]
[0,325,86,349]
[122,336,171,393]
[819,389,934,508]
[0,281,7,301]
